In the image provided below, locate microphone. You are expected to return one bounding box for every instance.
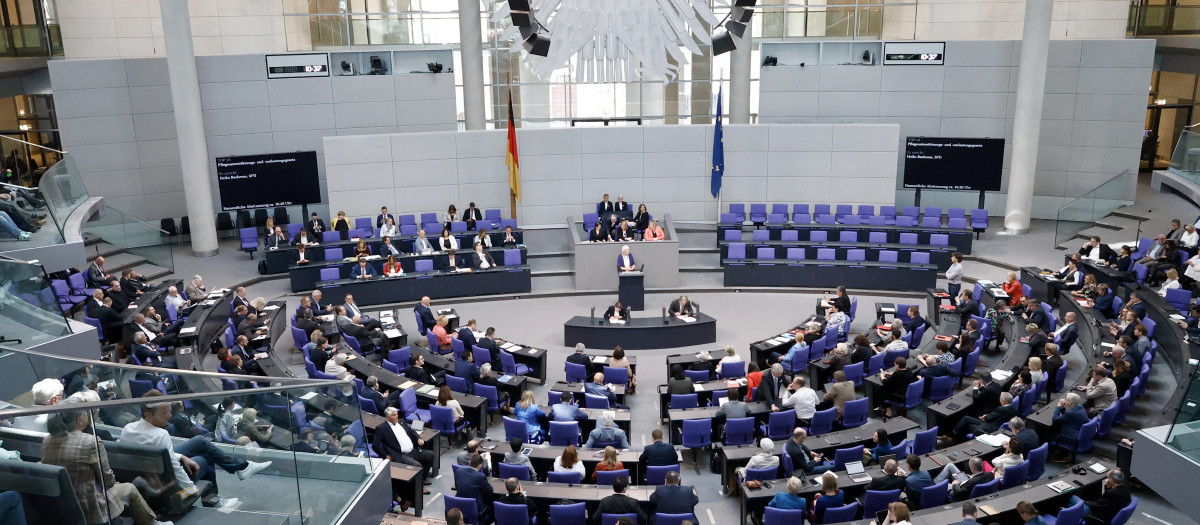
[663,307,668,324]
[591,306,596,325]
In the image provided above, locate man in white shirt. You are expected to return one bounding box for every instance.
[883,330,910,352]
[10,378,62,431]
[120,391,269,508]
[325,352,354,380]
[780,376,819,425]
[372,407,435,487]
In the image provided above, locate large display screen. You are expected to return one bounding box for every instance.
[902,137,1004,192]
[216,151,321,211]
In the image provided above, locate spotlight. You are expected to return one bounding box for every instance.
[524,32,551,56]
[712,32,736,55]
[510,10,533,27]
[726,20,747,39]
[731,5,753,23]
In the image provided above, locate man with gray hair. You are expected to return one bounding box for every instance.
[649,470,699,516]
[184,275,206,305]
[785,427,832,475]
[951,392,1016,443]
[10,378,64,431]
[753,362,788,408]
[738,438,779,478]
[1073,469,1131,523]
[585,410,631,449]
[133,332,176,368]
[566,342,594,377]
[475,363,511,409]
[372,407,434,485]
[938,457,994,500]
[1009,417,1040,449]
[1051,393,1089,461]
[865,458,905,491]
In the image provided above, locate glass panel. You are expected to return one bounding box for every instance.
[1054,171,1138,245]
[81,206,174,274]
[0,347,381,524]
[0,257,69,350]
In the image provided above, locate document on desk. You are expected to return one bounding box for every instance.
[1046,480,1074,493]
[253,334,268,341]
[990,369,1013,382]
[678,316,696,323]
[1171,314,1186,321]
[771,336,793,344]
[975,433,1009,447]
[201,300,217,306]
[255,352,268,359]
[1100,342,1116,348]
[500,342,517,350]
[384,329,402,339]
[609,319,626,324]
[693,383,705,391]
[592,356,607,364]
[262,305,280,311]
[179,327,197,335]
[299,392,318,401]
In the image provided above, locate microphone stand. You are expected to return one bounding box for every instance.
[1134,209,1151,244]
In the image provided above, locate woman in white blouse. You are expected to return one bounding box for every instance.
[990,436,1025,479]
[1027,356,1044,384]
[717,345,743,370]
[439,229,459,251]
[378,217,397,238]
[1181,224,1199,253]
[553,444,586,480]
[1159,268,1182,297]
[475,229,492,249]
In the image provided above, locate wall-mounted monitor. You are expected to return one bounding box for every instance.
[216,151,321,210]
[265,53,330,79]
[882,42,946,65]
[903,137,1004,192]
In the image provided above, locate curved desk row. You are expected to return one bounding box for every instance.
[723,259,938,291]
[1128,283,1197,424]
[341,353,489,431]
[263,230,525,274]
[176,288,236,371]
[1026,291,1105,433]
[117,280,182,346]
[926,308,1031,431]
[719,240,956,269]
[563,313,718,350]
[315,266,532,308]
[717,222,974,254]
[289,247,527,292]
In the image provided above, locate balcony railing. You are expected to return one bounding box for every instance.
[1129,4,1200,37]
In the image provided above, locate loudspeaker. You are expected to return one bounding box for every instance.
[731,5,753,23]
[524,33,551,56]
[712,32,736,55]
[510,10,533,27]
[726,20,747,39]
[508,0,531,10]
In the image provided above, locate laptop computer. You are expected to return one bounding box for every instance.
[845,461,872,483]
[878,454,896,465]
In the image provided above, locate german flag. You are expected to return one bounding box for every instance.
[506,90,521,203]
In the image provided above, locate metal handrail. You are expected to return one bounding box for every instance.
[0,133,64,154]
[1054,170,1132,215]
[99,206,169,235]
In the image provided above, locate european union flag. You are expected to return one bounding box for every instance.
[711,87,724,198]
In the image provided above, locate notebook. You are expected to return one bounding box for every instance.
[845,461,872,483]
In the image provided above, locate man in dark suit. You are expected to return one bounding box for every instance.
[668,296,694,317]
[955,290,977,328]
[265,226,289,249]
[86,291,124,342]
[1009,417,1040,450]
[119,268,149,295]
[1079,236,1117,263]
[952,502,984,525]
[405,354,438,384]
[377,206,395,230]
[876,357,916,413]
[970,375,1004,416]
[785,428,832,476]
[458,320,479,350]
[598,194,614,214]
[951,392,1016,443]
[86,256,109,288]
[306,212,326,238]
[949,458,994,500]
[311,290,333,314]
[361,375,401,411]
[454,453,494,524]
[1052,393,1089,449]
[476,327,500,364]
[496,477,537,522]
[613,195,630,213]
[593,475,645,525]
[1023,299,1049,330]
[342,314,386,353]
[639,429,677,467]
[292,228,314,246]
[1050,311,1078,355]
[864,459,906,492]
[350,259,376,280]
[1092,284,1116,318]
[372,407,435,488]
[105,281,130,311]
[441,249,467,271]
[753,363,788,409]
[379,236,402,257]
[1077,469,1132,523]
[132,332,176,368]
[454,349,480,383]
[649,471,698,517]
[1126,292,1147,320]
[566,343,594,378]
[230,286,253,312]
[472,243,497,269]
[415,296,436,332]
[463,203,484,230]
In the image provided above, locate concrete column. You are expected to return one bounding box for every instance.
[729,30,752,124]
[458,0,486,129]
[1003,0,1053,234]
[159,0,218,257]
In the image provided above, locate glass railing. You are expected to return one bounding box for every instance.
[0,24,62,57]
[35,153,85,241]
[1054,170,1137,246]
[1167,367,1200,462]
[0,256,70,350]
[82,207,174,274]
[0,346,378,525]
[1129,4,1200,36]
[1167,130,1200,186]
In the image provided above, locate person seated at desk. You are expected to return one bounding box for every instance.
[133,332,176,368]
[295,243,312,264]
[643,219,665,241]
[414,229,435,254]
[1008,369,1033,399]
[591,445,625,480]
[105,280,131,311]
[594,475,645,525]
[1079,235,1117,263]
[373,407,435,502]
[350,239,369,259]
[454,348,480,383]
[433,315,457,352]
[586,372,627,409]
[476,363,511,409]
[325,352,355,380]
[308,336,331,375]
[770,333,809,366]
[667,364,693,395]
[293,227,315,246]
[916,342,956,378]
[865,459,905,492]
[331,210,350,235]
[1002,271,1024,305]
[437,385,465,421]
[343,295,376,326]
[609,347,636,389]
[613,220,635,242]
[589,221,610,242]
[514,390,547,442]
[876,357,917,418]
[442,249,466,271]
[863,428,892,466]
[438,229,459,251]
[404,353,438,384]
[1024,322,1048,358]
[236,407,275,448]
[552,391,588,422]
[598,194,614,214]
[383,255,404,277]
[472,242,497,269]
[362,375,402,411]
[902,454,932,503]
[990,437,1025,480]
[613,195,630,214]
[810,472,845,524]
[1071,469,1132,524]
[379,217,397,238]
[497,477,537,522]
[949,392,1015,444]
[475,228,492,249]
[379,235,403,258]
[1111,244,1134,273]
[954,289,978,327]
[737,438,780,480]
[1080,366,1118,417]
[265,226,288,249]
[306,212,327,238]
[502,226,518,248]
[444,204,459,232]
[877,501,913,525]
[457,319,480,349]
[553,443,588,480]
[503,437,538,480]
[668,295,694,317]
[86,256,109,288]
[617,245,636,272]
[603,301,627,322]
[1160,268,1183,297]
[350,258,376,280]
[630,204,650,231]
[902,307,925,334]
[820,286,852,317]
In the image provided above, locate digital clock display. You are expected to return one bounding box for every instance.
[268,65,326,74]
[882,42,945,65]
[884,53,943,61]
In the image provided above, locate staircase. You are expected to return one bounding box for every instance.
[1053,204,1153,251]
[82,234,171,281]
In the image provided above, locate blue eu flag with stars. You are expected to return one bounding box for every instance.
[711,87,724,198]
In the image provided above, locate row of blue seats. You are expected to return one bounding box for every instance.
[723,229,956,246]
[725,243,937,265]
[238,218,519,252]
[723,204,988,229]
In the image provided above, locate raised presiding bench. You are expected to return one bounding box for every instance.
[723,259,937,291]
[563,313,718,350]
[316,265,532,308]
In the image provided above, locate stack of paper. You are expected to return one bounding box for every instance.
[609,319,626,324]
[975,434,1009,447]
[679,316,696,323]
[384,329,402,338]
[990,369,1013,382]
[592,356,607,364]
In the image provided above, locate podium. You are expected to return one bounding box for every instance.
[618,271,645,311]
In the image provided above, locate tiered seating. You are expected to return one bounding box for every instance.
[721,203,987,232]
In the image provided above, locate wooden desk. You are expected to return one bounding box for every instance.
[390,462,427,517]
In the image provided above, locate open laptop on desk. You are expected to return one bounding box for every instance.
[845,461,872,483]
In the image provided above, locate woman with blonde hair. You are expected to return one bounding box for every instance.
[1160,268,1182,297]
[1002,271,1024,305]
[236,407,274,447]
[879,501,912,525]
[1028,356,1044,384]
[513,390,547,442]
[1072,273,1098,299]
[810,471,844,523]
[332,210,350,233]
[717,345,743,370]
[432,315,454,352]
[591,446,624,481]
[767,476,807,509]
